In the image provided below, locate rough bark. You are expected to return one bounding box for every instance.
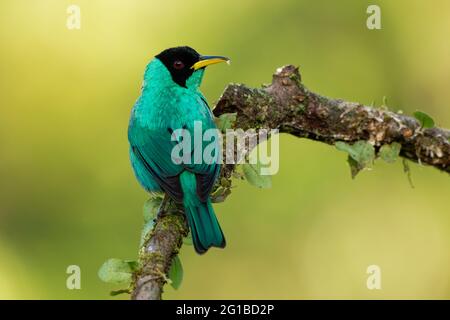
[131,199,188,300]
[215,65,450,174]
[131,65,450,300]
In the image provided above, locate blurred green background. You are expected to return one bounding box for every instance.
[1,0,449,299]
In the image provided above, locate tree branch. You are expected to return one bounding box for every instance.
[215,65,450,174]
[131,65,450,300]
[131,199,188,300]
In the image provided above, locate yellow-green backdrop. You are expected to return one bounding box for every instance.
[0,0,449,299]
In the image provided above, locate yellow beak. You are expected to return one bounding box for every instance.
[191,55,231,70]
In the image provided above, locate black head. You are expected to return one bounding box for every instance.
[155,46,201,88]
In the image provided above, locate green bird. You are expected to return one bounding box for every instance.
[128,46,229,254]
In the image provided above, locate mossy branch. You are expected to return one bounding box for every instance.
[215,65,450,175]
[131,198,188,300]
[130,65,450,300]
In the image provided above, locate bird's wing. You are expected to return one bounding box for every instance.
[184,94,222,202]
[129,93,220,203]
[129,122,184,202]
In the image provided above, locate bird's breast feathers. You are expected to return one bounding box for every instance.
[132,87,213,131]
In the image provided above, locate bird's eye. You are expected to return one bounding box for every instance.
[173,60,184,70]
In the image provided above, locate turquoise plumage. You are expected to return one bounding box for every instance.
[128,47,229,254]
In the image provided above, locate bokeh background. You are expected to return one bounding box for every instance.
[1,0,449,299]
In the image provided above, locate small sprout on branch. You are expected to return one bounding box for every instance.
[211,186,232,203]
[232,168,245,180]
[379,142,401,163]
[140,219,155,247]
[220,177,232,188]
[347,156,363,179]
[98,258,138,285]
[413,111,435,129]
[242,160,272,188]
[168,255,183,290]
[110,289,131,296]
[183,232,193,246]
[140,195,163,246]
[381,96,388,110]
[143,195,163,222]
[402,158,415,188]
[335,140,375,178]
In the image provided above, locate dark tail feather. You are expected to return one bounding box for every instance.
[184,200,226,254]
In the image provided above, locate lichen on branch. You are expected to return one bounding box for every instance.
[214,65,450,174]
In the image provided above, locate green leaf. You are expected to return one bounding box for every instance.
[211,186,232,203]
[168,255,183,290]
[110,289,130,296]
[139,219,155,247]
[335,141,375,166]
[242,161,272,188]
[220,177,232,188]
[126,260,139,271]
[413,111,435,129]
[379,142,402,163]
[139,197,161,246]
[231,169,244,180]
[98,259,137,285]
[215,113,237,131]
[347,156,363,179]
[335,141,375,178]
[143,196,162,223]
[183,232,193,246]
